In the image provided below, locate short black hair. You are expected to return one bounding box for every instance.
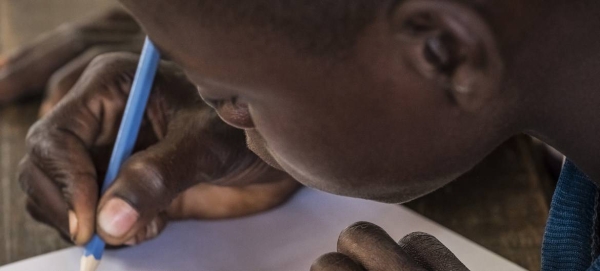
[121,0,393,56]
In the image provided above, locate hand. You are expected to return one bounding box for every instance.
[0,8,143,109]
[18,52,300,246]
[311,222,469,271]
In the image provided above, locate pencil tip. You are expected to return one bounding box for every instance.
[80,255,101,271]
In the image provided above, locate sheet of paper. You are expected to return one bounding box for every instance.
[0,188,525,271]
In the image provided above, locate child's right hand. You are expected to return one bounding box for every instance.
[18,53,300,247]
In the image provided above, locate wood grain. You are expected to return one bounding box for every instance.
[0,0,117,52]
[0,1,5,53]
[407,136,551,271]
[0,102,70,265]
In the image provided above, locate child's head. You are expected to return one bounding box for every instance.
[119,0,531,203]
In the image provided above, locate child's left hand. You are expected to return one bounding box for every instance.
[0,8,142,106]
[310,222,469,271]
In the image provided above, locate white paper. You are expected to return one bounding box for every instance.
[0,188,525,271]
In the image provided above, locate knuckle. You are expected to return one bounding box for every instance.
[88,52,137,73]
[121,156,170,199]
[25,122,52,158]
[67,174,97,197]
[26,124,62,161]
[24,125,97,197]
[85,53,139,93]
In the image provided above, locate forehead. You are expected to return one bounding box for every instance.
[120,0,387,60]
[120,0,400,106]
[124,6,350,90]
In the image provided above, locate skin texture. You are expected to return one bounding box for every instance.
[2,9,300,247]
[117,0,600,268]
[310,222,468,271]
[122,0,512,203]
[10,0,600,269]
[19,53,300,246]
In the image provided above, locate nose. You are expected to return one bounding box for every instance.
[215,99,255,129]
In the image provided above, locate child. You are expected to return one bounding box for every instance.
[12,0,600,269]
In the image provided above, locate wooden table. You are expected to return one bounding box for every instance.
[0,1,553,270]
[407,137,553,270]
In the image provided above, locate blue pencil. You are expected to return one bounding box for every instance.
[80,37,161,271]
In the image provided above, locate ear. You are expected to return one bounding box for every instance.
[390,0,503,112]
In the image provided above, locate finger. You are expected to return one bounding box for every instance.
[0,32,104,103]
[25,198,78,245]
[399,232,469,271]
[124,214,168,246]
[167,177,300,220]
[95,110,226,244]
[26,91,109,245]
[40,43,142,117]
[0,30,89,102]
[0,10,142,104]
[25,199,70,238]
[311,252,366,271]
[27,127,99,245]
[337,222,427,271]
[18,157,70,236]
[25,53,153,246]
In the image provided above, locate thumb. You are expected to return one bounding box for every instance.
[94,109,234,245]
[399,232,470,271]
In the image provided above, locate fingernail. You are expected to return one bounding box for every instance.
[98,198,139,238]
[145,220,159,240]
[124,238,137,246]
[68,210,78,241]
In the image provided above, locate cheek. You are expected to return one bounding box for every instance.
[247,87,490,203]
[242,61,496,202]
[248,93,432,200]
[244,130,284,171]
[249,98,357,192]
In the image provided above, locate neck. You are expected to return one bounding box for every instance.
[518,1,600,183]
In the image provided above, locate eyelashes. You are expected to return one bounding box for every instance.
[204,96,238,109]
[202,95,254,129]
[195,85,240,109]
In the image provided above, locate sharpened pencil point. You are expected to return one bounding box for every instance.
[80,255,101,271]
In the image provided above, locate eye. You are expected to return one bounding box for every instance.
[210,96,254,129]
[204,96,238,109]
